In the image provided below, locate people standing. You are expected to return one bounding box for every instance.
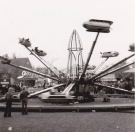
[43,79,46,89]
[4,87,13,117]
[20,86,29,115]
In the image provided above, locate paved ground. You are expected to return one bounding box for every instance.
[0,97,135,132]
[0,112,135,132]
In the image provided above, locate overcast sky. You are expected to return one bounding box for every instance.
[0,0,134,70]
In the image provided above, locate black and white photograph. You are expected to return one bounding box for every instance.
[0,0,134,132]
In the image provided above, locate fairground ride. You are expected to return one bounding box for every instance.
[0,19,134,103]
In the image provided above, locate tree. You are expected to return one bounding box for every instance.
[12,53,17,59]
[3,54,9,59]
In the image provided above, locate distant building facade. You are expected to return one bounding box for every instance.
[0,58,32,85]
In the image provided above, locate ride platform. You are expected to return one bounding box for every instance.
[0,97,134,112]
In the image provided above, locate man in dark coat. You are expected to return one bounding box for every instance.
[4,87,13,117]
[20,87,29,115]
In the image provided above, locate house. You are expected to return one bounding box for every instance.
[0,58,32,84]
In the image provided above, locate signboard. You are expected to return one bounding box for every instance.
[1,82,9,84]
[22,71,44,79]
[0,73,11,87]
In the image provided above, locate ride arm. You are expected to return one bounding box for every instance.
[94,83,134,94]
[94,61,134,80]
[26,47,61,80]
[10,63,60,81]
[62,83,76,94]
[90,53,135,80]
[28,84,65,97]
[80,32,100,80]
[0,56,60,81]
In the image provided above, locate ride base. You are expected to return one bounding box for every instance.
[0,97,134,112]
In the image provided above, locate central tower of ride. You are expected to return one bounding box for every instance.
[67,30,84,78]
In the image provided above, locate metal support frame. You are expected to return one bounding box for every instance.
[67,30,83,79]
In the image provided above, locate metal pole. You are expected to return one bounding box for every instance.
[77,51,82,78]
[80,32,100,80]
